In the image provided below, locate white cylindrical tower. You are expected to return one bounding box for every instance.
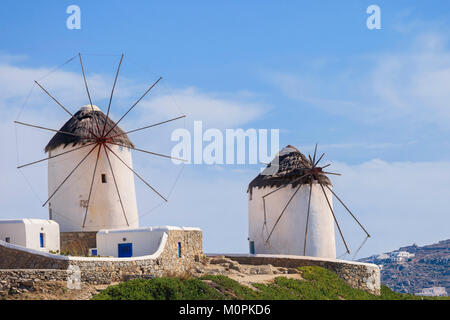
[46,105,139,232]
[247,145,336,258]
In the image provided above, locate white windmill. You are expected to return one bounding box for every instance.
[15,53,186,234]
[248,145,370,259]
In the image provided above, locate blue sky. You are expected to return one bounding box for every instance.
[0,1,449,258]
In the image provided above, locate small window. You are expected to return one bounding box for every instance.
[101,174,107,183]
[5,237,10,243]
[177,242,182,258]
[249,241,255,254]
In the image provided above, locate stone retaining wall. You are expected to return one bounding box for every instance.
[217,254,380,295]
[0,269,69,295]
[0,227,203,293]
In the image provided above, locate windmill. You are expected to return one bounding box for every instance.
[14,53,186,233]
[248,145,370,260]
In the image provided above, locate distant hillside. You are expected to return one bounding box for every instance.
[359,239,449,296]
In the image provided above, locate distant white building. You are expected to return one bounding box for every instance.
[391,251,415,262]
[0,219,60,252]
[416,287,447,297]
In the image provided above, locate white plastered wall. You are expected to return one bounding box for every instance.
[248,181,336,258]
[48,143,139,232]
[96,227,175,257]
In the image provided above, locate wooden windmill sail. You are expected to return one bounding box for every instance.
[15,53,186,232]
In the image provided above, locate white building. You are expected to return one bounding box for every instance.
[0,219,60,252]
[96,226,197,258]
[46,105,139,232]
[416,287,447,297]
[247,145,336,258]
[391,251,415,262]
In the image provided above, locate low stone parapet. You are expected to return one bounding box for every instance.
[208,253,381,295]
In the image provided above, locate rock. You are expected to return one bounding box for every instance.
[229,263,243,273]
[209,256,234,265]
[21,280,34,287]
[257,265,274,275]
[249,267,259,275]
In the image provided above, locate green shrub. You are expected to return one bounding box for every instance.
[92,277,223,300]
[92,267,449,300]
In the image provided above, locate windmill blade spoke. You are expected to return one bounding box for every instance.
[321,163,331,169]
[17,142,97,169]
[107,142,187,162]
[312,144,318,165]
[263,196,267,226]
[104,144,167,202]
[103,145,129,226]
[108,115,186,139]
[323,171,341,176]
[34,80,98,138]
[262,173,311,199]
[318,182,350,254]
[43,144,98,207]
[303,182,313,256]
[102,53,124,136]
[266,184,302,243]
[323,184,370,237]
[352,235,369,260]
[308,154,314,166]
[14,121,88,139]
[82,145,102,228]
[314,153,325,167]
[105,76,162,137]
[78,53,101,134]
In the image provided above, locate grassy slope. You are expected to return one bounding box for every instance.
[92,266,447,300]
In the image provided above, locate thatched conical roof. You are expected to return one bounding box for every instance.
[45,105,134,152]
[248,145,331,193]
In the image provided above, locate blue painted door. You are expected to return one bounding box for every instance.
[118,243,133,257]
[39,233,44,248]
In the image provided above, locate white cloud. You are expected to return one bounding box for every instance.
[301,141,415,151]
[267,32,450,129]
[330,159,450,256]
[0,58,267,132]
[137,87,267,129]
